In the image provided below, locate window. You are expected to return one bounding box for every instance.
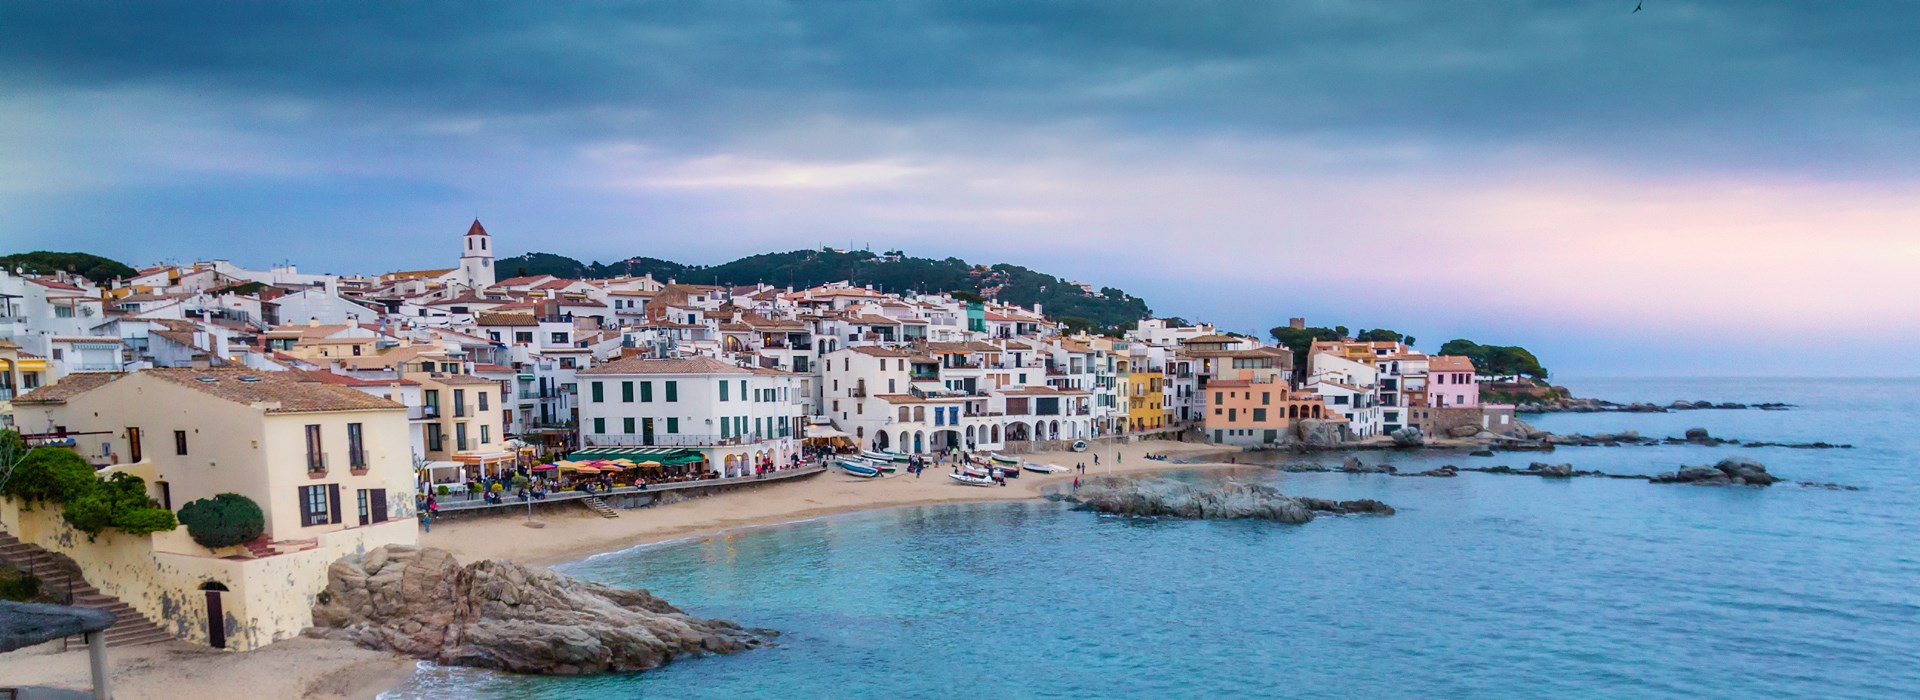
[1262,392,1271,405]
[640,381,653,402]
[624,417,636,434]
[515,331,534,344]
[304,424,323,471]
[126,427,143,463]
[622,381,634,402]
[426,424,444,451]
[299,484,339,527]
[453,390,467,417]
[478,391,489,411]
[1253,408,1267,422]
[550,332,568,344]
[481,425,491,444]
[594,417,606,434]
[347,423,366,468]
[1214,391,1223,405]
[591,381,604,402]
[665,381,678,402]
[666,417,679,433]
[54,306,75,318]
[174,430,188,456]
[740,380,747,400]
[719,381,729,402]
[455,423,469,451]
[720,417,731,439]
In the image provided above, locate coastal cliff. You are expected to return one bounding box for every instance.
[309,545,767,675]
[1058,477,1394,522]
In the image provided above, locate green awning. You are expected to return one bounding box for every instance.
[567,447,706,465]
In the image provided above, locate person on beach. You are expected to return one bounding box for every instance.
[1093,453,1100,466]
[418,508,431,533]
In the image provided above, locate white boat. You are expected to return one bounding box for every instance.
[1023,463,1070,474]
[949,471,995,487]
[1071,440,1089,452]
[989,453,1021,466]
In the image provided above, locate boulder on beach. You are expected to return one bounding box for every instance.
[1340,456,1396,474]
[309,545,768,675]
[1446,425,1481,439]
[1061,477,1394,522]
[1650,457,1778,487]
[1390,426,1425,447]
[1510,420,1545,441]
[1295,419,1343,447]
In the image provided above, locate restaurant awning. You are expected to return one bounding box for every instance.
[805,425,851,439]
[567,447,705,465]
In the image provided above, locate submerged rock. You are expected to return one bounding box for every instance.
[1340,456,1396,474]
[1062,477,1393,522]
[310,545,768,675]
[1397,465,1459,478]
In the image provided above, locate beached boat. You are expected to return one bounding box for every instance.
[949,471,995,487]
[990,453,1020,466]
[1024,463,1070,474]
[1071,440,1089,452]
[862,449,909,463]
[997,464,1020,478]
[837,460,883,478]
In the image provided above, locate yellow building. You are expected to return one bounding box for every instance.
[10,368,419,650]
[0,339,51,429]
[1119,348,1164,432]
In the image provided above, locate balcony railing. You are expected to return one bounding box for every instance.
[583,432,788,447]
[349,450,369,474]
[518,390,540,400]
[407,405,438,420]
[307,453,328,475]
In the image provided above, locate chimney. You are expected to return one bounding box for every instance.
[1289,317,1305,330]
[308,317,321,327]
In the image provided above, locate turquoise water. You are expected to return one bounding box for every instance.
[387,378,1920,699]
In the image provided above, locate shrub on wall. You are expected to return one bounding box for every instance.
[59,470,177,540]
[2,447,98,505]
[177,493,266,549]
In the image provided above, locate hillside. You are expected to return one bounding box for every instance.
[0,251,137,282]
[499,248,1152,328]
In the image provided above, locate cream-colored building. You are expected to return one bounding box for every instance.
[8,368,418,650]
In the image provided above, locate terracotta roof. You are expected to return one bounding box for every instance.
[924,341,1002,354]
[470,363,515,373]
[997,385,1089,395]
[298,370,418,387]
[475,312,537,326]
[146,368,405,413]
[1427,355,1475,372]
[466,219,490,237]
[493,275,554,287]
[846,346,925,359]
[1181,334,1241,344]
[28,279,88,293]
[12,372,127,404]
[578,355,752,375]
[426,373,500,386]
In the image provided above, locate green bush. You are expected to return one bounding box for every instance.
[0,570,42,602]
[435,484,449,496]
[2,448,97,504]
[112,507,179,536]
[61,491,116,536]
[177,493,266,549]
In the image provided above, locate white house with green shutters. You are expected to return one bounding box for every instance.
[574,355,808,477]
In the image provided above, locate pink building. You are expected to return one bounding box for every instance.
[1427,355,1479,408]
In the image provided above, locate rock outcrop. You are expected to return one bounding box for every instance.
[1295,419,1344,447]
[1650,457,1778,486]
[309,545,767,675]
[1340,456,1396,474]
[1060,477,1394,522]
[1389,426,1425,447]
[1446,425,1481,439]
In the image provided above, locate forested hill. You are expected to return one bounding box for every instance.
[499,248,1152,328]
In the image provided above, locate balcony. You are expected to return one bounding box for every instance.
[518,390,540,400]
[583,432,784,448]
[408,405,439,420]
[349,450,369,475]
[306,453,328,477]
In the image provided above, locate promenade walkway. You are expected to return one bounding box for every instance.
[433,463,828,514]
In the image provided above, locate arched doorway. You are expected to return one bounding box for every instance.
[913,431,925,453]
[874,430,889,450]
[201,581,230,649]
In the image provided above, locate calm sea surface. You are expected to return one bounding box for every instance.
[386,377,1920,699]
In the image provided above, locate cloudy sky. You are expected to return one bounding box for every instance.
[3,1,1915,377]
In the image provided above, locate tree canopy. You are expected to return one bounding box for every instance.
[1269,325,1349,369]
[0,251,136,283]
[1438,339,1548,379]
[1353,328,1416,346]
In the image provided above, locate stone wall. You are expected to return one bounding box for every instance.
[1,497,416,651]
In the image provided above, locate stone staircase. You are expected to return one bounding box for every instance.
[0,531,175,648]
[580,495,619,518]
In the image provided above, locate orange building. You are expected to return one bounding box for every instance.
[1203,378,1340,446]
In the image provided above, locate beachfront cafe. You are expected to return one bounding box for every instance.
[560,446,711,484]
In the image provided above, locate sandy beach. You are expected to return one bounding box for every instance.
[0,636,417,700]
[423,438,1229,566]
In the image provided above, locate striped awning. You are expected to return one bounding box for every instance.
[567,447,705,465]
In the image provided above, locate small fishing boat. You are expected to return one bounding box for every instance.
[1071,440,1089,452]
[997,464,1020,478]
[949,471,994,487]
[990,453,1020,466]
[837,460,883,478]
[849,457,900,474]
[1024,463,1070,474]
[862,449,908,463]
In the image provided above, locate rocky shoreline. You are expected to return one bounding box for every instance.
[1053,476,1394,522]
[1518,398,1793,414]
[309,545,771,675]
[1543,427,1850,449]
[1270,456,1857,490]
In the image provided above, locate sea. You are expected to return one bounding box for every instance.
[383,377,1919,699]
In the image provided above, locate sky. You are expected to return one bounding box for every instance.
[2,1,1916,377]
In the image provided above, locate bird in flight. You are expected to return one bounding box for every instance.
[1634,1,1643,11]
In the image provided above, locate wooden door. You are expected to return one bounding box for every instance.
[206,590,225,649]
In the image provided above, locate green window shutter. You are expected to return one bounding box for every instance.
[622,381,634,402]
[591,382,604,403]
[665,381,678,402]
[720,381,728,402]
[721,418,730,438]
[594,418,605,434]
[624,417,636,434]
[666,417,678,433]
[640,381,653,402]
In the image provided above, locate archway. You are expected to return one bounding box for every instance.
[913,431,925,453]
[991,424,1002,443]
[201,581,230,649]
[874,430,889,450]
[1049,420,1060,440]
[898,431,910,453]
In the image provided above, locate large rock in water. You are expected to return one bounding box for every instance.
[1390,426,1425,447]
[1063,477,1393,522]
[1447,424,1481,439]
[1650,457,1778,486]
[309,546,766,675]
